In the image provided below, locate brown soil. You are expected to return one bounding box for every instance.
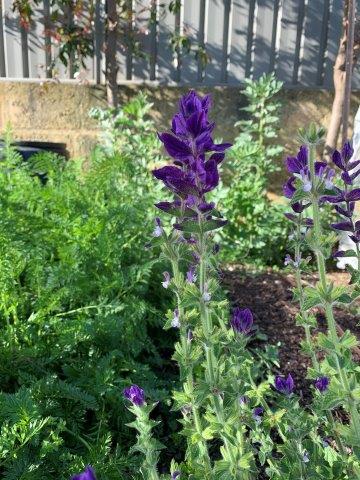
[222,267,360,401]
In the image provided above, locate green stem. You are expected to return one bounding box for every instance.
[198,229,246,479]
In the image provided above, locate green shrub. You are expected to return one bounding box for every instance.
[0,103,173,479]
[218,74,289,266]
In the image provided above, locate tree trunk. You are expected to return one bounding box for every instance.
[105,0,119,108]
[324,1,360,160]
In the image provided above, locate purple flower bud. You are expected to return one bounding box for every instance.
[123,385,145,407]
[314,376,330,393]
[231,308,254,335]
[187,329,193,342]
[192,252,200,264]
[153,217,163,237]
[203,283,211,302]
[342,140,353,161]
[284,254,292,266]
[171,308,180,328]
[284,254,301,268]
[72,466,97,480]
[213,243,220,254]
[239,395,249,406]
[162,271,171,289]
[253,407,264,423]
[171,471,181,480]
[186,265,197,283]
[302,451,310,463]
[275,374,295,396]
[322,438,330,448]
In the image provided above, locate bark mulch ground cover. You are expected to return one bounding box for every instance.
[222,267,360,402]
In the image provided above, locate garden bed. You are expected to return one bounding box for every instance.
[222,267,360,403]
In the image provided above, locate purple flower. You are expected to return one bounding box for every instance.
[162,271,171,289]
[275,374,295,396]
[231,308,254,335]
[171,308,180,328]
[314,376,330,393]
[171,471,181,480]
[123,385,145,407]
[72,466,97,480]
[186,265,197,283]
[153,91,231,231]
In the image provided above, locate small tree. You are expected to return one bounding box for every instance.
[12,0,208,108]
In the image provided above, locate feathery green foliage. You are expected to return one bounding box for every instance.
[0,101,172,479]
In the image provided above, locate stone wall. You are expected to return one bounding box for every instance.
[0,80,359,163]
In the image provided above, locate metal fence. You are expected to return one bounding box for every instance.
[0,0,359,89]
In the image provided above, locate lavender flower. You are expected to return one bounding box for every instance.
[171,308,180,328]
[231,307,254,335]
[72,466,97,480]
[314,376,330,393]
[171,471,181,480]
[153,91,231,232]
[275,374,295,396]
[123,385,145,407]
[186,265,197,283]
[162,271,171,289]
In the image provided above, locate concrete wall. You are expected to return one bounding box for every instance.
[0,80,359,164]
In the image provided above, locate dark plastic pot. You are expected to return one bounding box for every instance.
[0,140,68,184]
[11,141,69,160]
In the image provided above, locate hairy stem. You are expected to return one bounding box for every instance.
[171,260,213,477]
[198,228,247,479]
[308,144,360,453]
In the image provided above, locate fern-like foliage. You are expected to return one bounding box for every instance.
[0,99,175,479]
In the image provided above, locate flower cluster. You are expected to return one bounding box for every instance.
[283,145,334,222]
[153,91,231,231]
[320,142,360,245]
